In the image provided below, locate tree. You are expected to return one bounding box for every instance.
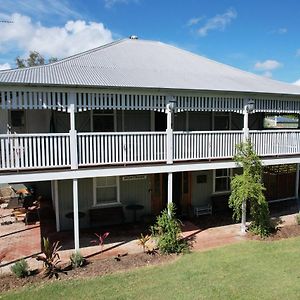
[16,51,58,68]
[229,141,272,237]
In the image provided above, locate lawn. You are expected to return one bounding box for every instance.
[3,238,300,300]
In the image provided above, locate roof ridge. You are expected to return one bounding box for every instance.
[0,38,128,73]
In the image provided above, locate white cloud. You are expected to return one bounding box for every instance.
[0,13,114,58]
[277,28,287,34]
[296,49,300,57]
[186,17,204,27]
[0,0,81,19]
[262,71,273,78]
[0,63,11,70]
[254,60,282,71]
[294,79,300,86]
[271,28,287,35]
[197,8,237,37]
[104,0,138,8]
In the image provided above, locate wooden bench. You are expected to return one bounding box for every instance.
[89,206,125,226]
[193,204,212,216]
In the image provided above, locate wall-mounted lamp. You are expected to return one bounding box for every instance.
[245,99,255,114]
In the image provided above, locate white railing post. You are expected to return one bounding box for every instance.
[73,178,80,251]
[167,172,173,215]
[241,99,255,234]
[166,96,176,164]
[69,92,78,170]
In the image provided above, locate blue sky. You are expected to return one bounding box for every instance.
[0,0,300,84]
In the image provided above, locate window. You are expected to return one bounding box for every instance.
[11,110,25,127]
[214,169,231,193]
[213,113,230,130]
[93,110,115,132]
[94,177,119,206]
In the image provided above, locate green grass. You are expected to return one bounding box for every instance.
[3,238,300,300]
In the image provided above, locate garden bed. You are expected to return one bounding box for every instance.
[0,252,177,293]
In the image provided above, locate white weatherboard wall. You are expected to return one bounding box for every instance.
[57,176,150,230]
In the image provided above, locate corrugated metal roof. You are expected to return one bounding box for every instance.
[1,38,300,96]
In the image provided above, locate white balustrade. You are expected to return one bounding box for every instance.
[0,133,70,170]
[77,132,167,166]
[173,131,244,161]
[1,130,300,171]
[250,130,300,156]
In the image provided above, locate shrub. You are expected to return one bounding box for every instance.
[10,259,29,278]
[70,251,85,268]
[35,237,65,279]
[151,204,188,254]
[296,213,300,225]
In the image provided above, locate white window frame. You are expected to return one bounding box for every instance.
[91,109,117,132]
[213,168,232,194]
[93,176,120,207]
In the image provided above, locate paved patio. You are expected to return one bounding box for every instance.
[0,200,298,275]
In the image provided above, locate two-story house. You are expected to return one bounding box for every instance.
[1,37,300,250]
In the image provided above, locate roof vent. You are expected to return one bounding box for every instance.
[129,35,138,40]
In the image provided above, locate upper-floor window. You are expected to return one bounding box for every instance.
[93,110,115,132]
[11,110,25,127]
[9,110,26,133]
[214,169,231,193]
[213,113,231,130]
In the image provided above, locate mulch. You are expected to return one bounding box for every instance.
[2,223,300,294]
[0,252,177,293]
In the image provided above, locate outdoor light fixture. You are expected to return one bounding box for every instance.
[166,97,177,112]
[245,99,255,113]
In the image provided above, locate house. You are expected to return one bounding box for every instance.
[1,37,300,250]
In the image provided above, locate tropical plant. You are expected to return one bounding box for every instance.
[296,213,300,225]
[137,233,151,253]
[151,203,188,254]
[10,259,30,278]
[35,237,65,279]
[229,141,272,237]
[70,251,85,268]
[91,232,110,252]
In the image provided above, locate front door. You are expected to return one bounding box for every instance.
[151,172,191,216]
[174,172,192,215]
[151,174,167,215]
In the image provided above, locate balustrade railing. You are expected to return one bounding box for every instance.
[1,130,300,171]
[0,133,70,170]
[77,132,167,166]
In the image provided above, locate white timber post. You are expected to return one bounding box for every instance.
[167,172,173,216]
[69,92,78,170]
[73,178,80,251]
[166,96,176,215]
[166,95,175,164]
[241,99,254,234]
